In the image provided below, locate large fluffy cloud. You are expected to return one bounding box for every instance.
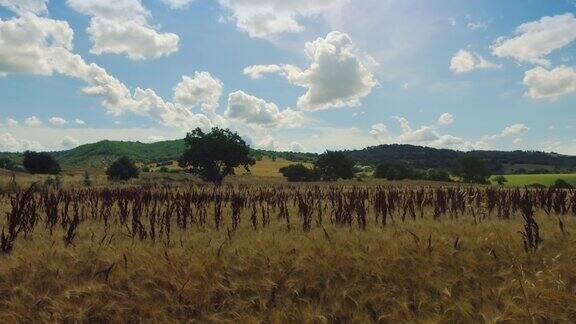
[523,66,576,101]
[0,12,307,150]
[484,124,530,141]
[0,13,211,130]
[66,0,179,60]
[225,91,304,127]
[0,13,74,76]
[217,0,346,38]
[491,13,576,66]
[174,72,223,115]
[245,31,377,110]
[450,50,499,74]
[0,0,47,15]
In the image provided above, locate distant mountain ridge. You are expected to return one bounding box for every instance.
[1,140,575,173]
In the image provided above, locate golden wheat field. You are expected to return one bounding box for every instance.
[0,182,575,323]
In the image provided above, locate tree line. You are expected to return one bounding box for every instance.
[1,127,574,188]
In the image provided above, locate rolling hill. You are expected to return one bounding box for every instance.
[52,140,187,167]
[344,144,576,173]
[1,141,576,173]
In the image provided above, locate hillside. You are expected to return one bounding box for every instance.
[2,141,576,173]
[0,140,316,168]
[52,140,187,167]
[344,144,576,173]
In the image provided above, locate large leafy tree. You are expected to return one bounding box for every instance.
[22,151,61,175]
[106,157,139,181]
[454,155,491,184]
[314,151,355,181]
[179,128,255,184]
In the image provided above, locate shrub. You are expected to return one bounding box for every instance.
[83,171,93,187]
[552,179,574,189]
[279,164,320,182]
[44,176,62,189]
[106,157,139,181]
[425,169,451,182]
[0,158,17,171]
[493,175,508,186]
[376,163,411,180]
[23,151,61,175]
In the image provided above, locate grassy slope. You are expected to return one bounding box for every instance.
[493,174,576,187]
[53,139,187,167]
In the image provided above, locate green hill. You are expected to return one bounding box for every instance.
[52,140,187,167]
[0,140,316,168]
[1,140,576,173]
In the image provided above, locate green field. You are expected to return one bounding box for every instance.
[493,174,576,187]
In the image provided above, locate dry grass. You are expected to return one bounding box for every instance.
[0,183,575,323]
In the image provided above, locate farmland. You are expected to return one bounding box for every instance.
[0,181,575,322]
[494,174,576,187]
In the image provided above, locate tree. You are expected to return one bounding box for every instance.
[22,151,61,174]
[493,175,508,186]
[454,155,490,184]
[314,151,355,181]
[279,164,320,182]
[106,157,139,181]
[0,158,17,171]
[425,169,451,182]
[178,128,255,184]
[552,179,574,189]
[374,163,412,180]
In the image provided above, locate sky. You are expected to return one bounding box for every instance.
[0,0,575,154]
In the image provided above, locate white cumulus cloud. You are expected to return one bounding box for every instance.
[225,91,304,128]
[438,113,454,126]
[491,13,576,66]
[0,132,43,152]
[484,123,530,141]
[174,72,223,115]
[49,117,67,126]
[217,0,347,39]
[6,118,19,127]
[0,13,74,76]
[523,66,576,101]
[0,0,48,15]
[370,123,388,143]
[24,116,42,127]
[244,31,377,110]
[60,135,79,148]
[393,116,487,151]
[67,0,179,60]
[450,50,499,74]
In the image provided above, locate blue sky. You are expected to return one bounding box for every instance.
[0,0,575,154]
